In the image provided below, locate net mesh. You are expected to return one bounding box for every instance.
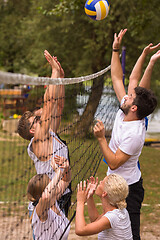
[0,67,119,240]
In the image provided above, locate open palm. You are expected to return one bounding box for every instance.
[87,176,98,199]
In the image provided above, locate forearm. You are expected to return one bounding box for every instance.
[139,59,155,89]
[57,85,65,112]
[75,202,86,235]
[42,168,62,204]
[97,137,120,170]
[62,166,71,182]
[87,197,99,222]
[129,51,146,82]
[128,51,147,93]
[41,84,64,133]
[44,84,62,103]
[111,51,123,85]
[111,51,126,103]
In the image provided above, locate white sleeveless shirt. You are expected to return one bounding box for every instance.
[32,201,70,240]
[28,131,70,211]
[28,131,69,179]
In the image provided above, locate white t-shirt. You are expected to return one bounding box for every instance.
[28,131,70,211]
[107,108,146,185]
[32,201,70,240]
[98,208,133,240]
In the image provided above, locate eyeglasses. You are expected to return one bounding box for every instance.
[30,115,41,129]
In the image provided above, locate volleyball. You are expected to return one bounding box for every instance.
[85,0,110,21]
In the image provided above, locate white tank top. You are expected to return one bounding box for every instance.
[28,131,69,179]
[32,201,70,240]
[28,131,70,211]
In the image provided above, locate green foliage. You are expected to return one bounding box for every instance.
[0,112,4,129]
[26,86,45,111]
[0,0,159,104]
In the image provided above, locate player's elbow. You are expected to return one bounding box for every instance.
[75,228,86,236]
[109,161,121,170]
[109,164,118,170]
[41,191,50,202]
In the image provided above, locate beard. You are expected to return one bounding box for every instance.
[120,104,132,115]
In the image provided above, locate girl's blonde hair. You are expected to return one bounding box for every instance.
[104,174,129,209]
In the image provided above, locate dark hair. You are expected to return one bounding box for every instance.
[27,174,50,202]
[133,87,157,120]
[17,111,33,140]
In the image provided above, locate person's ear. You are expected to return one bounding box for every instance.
[131,104,137,112]
[102,191,107,198]
[30,128,35,134]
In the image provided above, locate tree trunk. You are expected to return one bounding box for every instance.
[75,75,105,137]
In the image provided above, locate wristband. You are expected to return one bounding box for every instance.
[113,49,119,52]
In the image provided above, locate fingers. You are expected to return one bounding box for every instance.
[147,43,153,48]
[44,50,60,71]
[94,119,103,128]
[116,29,127,40]
[114,32,117,40]
[96,177,99,186]
[87,176,99,186]
[119,29,127,42]
[145,42,160,53]
[86,184,90,197]
[93,119,104,132]
[83,180,86,191]
[151,43,160,50]
[77,180,87,191]
[54,155,69,168]
[90,176,95,184]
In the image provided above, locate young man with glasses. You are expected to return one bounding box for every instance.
[18,50,71,222]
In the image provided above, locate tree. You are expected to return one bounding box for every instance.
[0,0,159,123]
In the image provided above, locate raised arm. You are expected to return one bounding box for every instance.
[93,120,130,170]
[36,157,71,221]
[86,177,100,222]
[139,48,160,89]
[43,50,65,133]
[128,43,160,94]
[75,180,111,236]
[33,51,64,141]
[111,29,127,103]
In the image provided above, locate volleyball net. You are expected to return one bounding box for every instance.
[0,66,119,240]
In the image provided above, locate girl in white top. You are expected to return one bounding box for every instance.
[27,156,71,240]
[75,173,133,240]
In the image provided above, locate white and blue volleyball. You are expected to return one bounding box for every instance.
[85,0,110,21]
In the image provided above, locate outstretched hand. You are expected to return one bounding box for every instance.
[77,180,89,204]
[150,50,160,64]
[143,43,160,56]
[50,155,69,172]
[87,176,98,199]
[44,50,64,78]
[54,155,69,169]
[112,29,127,50]
[44,50,59,70]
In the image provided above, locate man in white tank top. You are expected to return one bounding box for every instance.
[94,29,159,240]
